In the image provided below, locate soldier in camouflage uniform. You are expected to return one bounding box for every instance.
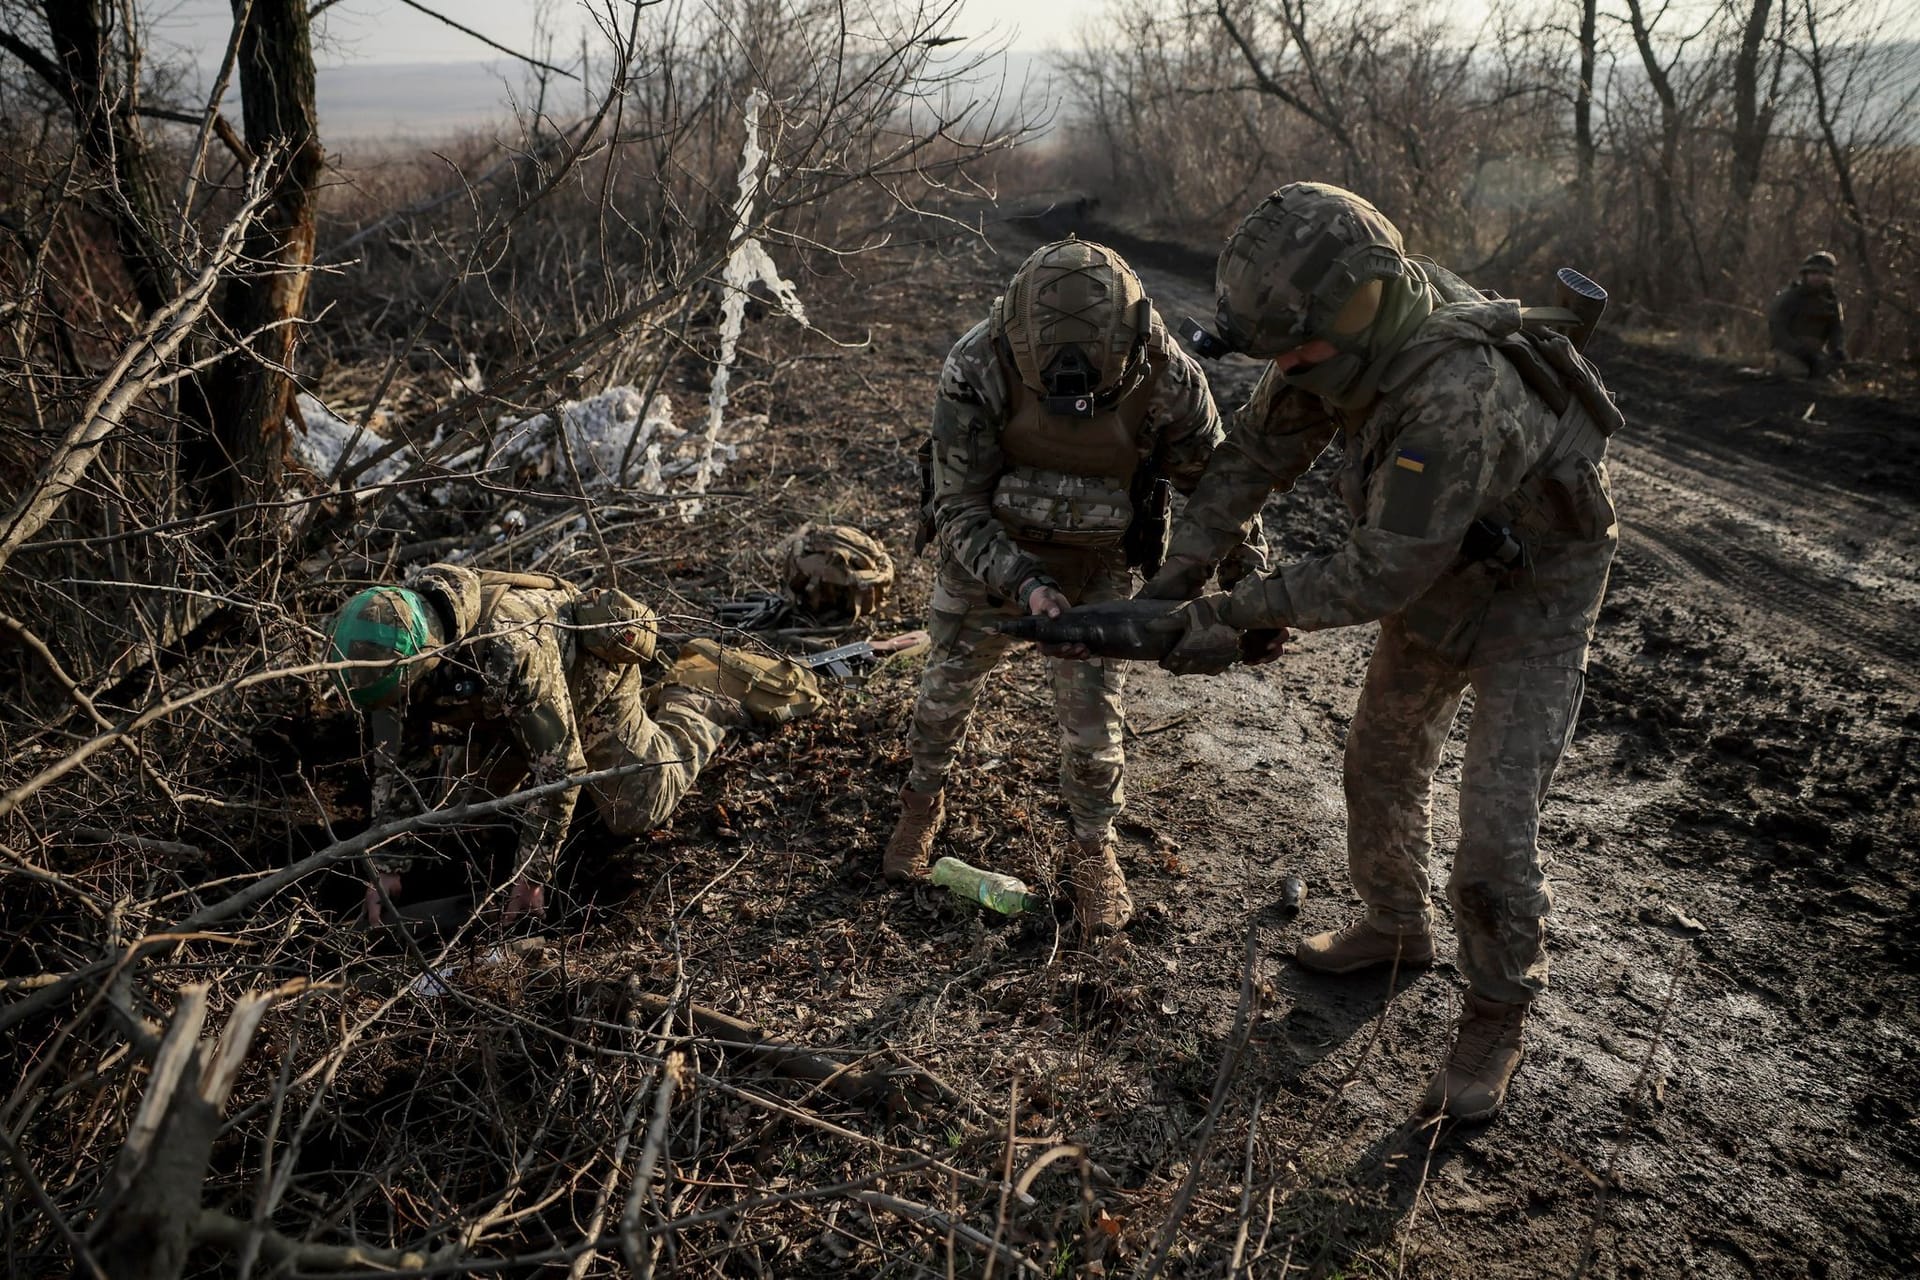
[1767,251,1847,379]
[328,565,748,924]
[885,239,1263,934]
[1146,183,1621,1121]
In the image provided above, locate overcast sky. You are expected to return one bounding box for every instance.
[150,0,1116,66]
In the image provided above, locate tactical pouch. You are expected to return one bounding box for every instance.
[666,639,824,726]
[1122,474,1173,574]
[990,466,1133,548]
[913,438,936,557]
[1396,564,1500,666]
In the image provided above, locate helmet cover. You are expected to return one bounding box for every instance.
[1213,182,1409,358]
[328,586,440,709]
[992,239,1151,415]
[779,523,894,619]
[1801,250,1838,273]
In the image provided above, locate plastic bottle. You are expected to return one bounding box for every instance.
[931,857,1042,916]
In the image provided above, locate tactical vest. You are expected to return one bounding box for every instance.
[988,321,1168,551]
[1785,286,1841,342]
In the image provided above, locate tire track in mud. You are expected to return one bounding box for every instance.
[1612,435,1920,693]
[1620,509,1920,692]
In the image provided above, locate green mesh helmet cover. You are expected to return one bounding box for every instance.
[1214,183,1413,359]
[329,586,436,708]
[992,239,1151,405]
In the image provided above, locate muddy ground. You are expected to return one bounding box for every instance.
[609,207,1919,1278]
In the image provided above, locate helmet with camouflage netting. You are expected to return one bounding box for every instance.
[778,524,894,620]
[991,238,1154,417]
[327,585,446,709]
[1207,183,1413,359]
[1802,250,1838,273]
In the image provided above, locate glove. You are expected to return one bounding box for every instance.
[1157,593,1242,676]
[1137,555,1211,601]
[1241,626,1291,665]
[1216,542,1268,592]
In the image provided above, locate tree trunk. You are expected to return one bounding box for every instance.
[192,0,322,526]
[38,0,177,315]
[1725,0,1779,276]
[1574,0,1597,198]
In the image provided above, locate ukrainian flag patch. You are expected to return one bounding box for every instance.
[1395,450,1427,473]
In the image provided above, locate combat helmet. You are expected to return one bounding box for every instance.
[328,585,447,709]
[1199,182,1415,359]
[1802,250,1838,274]
[991,239,1154,417]
[779,523,894,620]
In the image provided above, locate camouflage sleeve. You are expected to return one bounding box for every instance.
[1221,347,1503,632]
[929,323,1050,601]
[365,706,418,877]
[482,625,587,884]
[1144,343,1225,494]
[1165,365,1339,566]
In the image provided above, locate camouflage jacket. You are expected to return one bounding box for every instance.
[928,315,1248,601]
[368,583,645,879]
[1169,299,1618,663]
[1767,281,1845,354]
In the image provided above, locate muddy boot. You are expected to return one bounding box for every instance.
[1065,834,1133,936]
[1294,917,1434,975]
[1421,993,1529,1122]
[883,784,944,882]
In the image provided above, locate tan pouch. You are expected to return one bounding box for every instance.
[667,640,824,725]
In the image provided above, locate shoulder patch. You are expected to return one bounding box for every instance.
[1379,447,1442,538]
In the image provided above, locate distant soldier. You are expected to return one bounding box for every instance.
[885,239,1263,934]
[1768,251,1847,379]
[1148,183,1621,1121]
[327,565,819,924]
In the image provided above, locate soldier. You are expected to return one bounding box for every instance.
[1145,184,1620,1121]
[885,238,1263,934]
[327,565,817,924]
[1767,251,1847,379]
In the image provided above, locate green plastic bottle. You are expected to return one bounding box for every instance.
[931,857,1042,916]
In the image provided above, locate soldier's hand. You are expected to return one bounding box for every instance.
[502,876,546,923]
[1158,593,1242,676]
[1026,583,1089,659]
[364,873,403,926]
[1137,555,1211,601]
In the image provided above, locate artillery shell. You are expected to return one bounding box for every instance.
[1278,874,1307,915]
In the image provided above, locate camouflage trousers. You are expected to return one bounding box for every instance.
[1343,614,1585,1005]
[905,551,1130,838]
[455,677,731,840]
[582,685,732,834]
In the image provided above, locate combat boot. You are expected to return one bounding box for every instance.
[1294,917,1434,975]
[1065,834,1133,935]
[883,784,944,882]
[1421,993,1529,1122]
